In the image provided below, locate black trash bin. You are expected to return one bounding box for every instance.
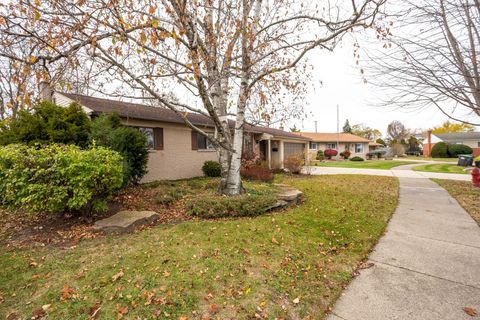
[457,154,474,167]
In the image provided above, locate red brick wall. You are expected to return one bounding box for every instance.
[473,148,480,157]
[423,143,435,157]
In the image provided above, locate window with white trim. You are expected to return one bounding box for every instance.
[326,143,336,149]
[355,143,364,153]
[309,142,317,150]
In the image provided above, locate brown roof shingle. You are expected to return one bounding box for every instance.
[59,92,309,141]
[294,132,370,143]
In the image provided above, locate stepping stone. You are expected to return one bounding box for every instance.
[93,210,159,234]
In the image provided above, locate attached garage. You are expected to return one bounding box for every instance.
[284,142,306,158]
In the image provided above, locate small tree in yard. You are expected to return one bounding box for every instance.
[0,101,91,147]
[91,113,148,185]
[0,0,385,195]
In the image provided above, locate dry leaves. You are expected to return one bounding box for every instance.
[116,304,128,319]
[464,307,478,317]
[89,301,102,319]
[111,270,124,282]
[60,284,76,300]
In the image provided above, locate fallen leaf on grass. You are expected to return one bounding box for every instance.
[116,305,128,319]
[6,312,19,320]
[89,301,102,319]
[60,284,76,300]
[271,237,279,245]
[464,307,478,317]
[111,270,124,282]
[293,297,300,304]
[31,308,46,319]
[208,303,219,314]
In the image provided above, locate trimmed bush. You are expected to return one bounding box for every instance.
[90,113,148,185]
[340,150,351,159]
[283,154,303,174]
[241,163,273,182]
[316,149,324,160]
[0,144,123,214]
[324,149,338,159]
[202,160,221,177]
[0,101,91,147]
[447,144,473,157]
[186,193,277,219]
[154,187,185,205]
[431,141,449,158]
[350,156,364,161]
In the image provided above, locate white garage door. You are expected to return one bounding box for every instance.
[284,143,305,158]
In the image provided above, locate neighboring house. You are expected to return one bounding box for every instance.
[53,92,310,182]
[294,132,370,160]
[368,141,383,152]
[423,131,480,157]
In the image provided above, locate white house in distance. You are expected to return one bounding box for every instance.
[294,132,371,159]
[423,131,480,157]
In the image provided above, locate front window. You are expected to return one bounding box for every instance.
[197,133,215,150]
[355,143,364,153]
[326,143,336,149]
[139,127,154,149]
[309,142,317,150]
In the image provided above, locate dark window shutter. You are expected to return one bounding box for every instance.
[153,128,164,150]
[191,130,198,150]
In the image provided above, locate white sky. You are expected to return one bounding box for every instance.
[289,37,454,136]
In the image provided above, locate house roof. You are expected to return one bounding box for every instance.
[369,141,382,146]
[434,132,480,141]
[59,92,309,141]
[294,132,370,143]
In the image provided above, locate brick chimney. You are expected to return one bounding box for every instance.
[427,129,432,157]
[39,81,52,102]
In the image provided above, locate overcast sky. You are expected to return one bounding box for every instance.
[289,36,454,136]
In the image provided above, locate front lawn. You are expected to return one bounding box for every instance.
[413,163,469,174]
[0,175,399,319]
[315,160,416,170]
[405,156,458,162]
[433,179,480,225]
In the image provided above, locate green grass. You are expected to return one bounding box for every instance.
[405,156,458,162]
[0,175,399,319]
[315,160,417,170]
[413,163,469,174]
[433,179,480,225]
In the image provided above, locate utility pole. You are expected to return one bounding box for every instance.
[337,105,340,160]
[314,121,318,133]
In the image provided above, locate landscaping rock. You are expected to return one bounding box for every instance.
[93,210,159,234]
[275,184,303,205]
[270,184,303,210]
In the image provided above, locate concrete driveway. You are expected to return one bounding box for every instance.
[307,163,471,181]
[322,171,480,319]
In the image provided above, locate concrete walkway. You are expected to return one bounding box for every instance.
[308,164,471,181]
[326,177,480,320]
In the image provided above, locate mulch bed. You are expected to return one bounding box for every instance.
[0,186,192,250]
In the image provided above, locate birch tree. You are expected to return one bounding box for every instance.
[369,0,480,125]
[0,0,385,195]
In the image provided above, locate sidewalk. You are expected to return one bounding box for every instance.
[307,165,470,181]
[326,177,480,320]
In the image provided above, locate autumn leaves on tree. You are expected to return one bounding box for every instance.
[0,0,386,195]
